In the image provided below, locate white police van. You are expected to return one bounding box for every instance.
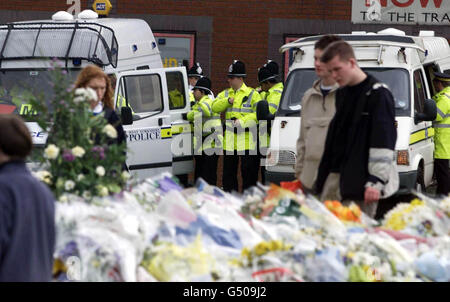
[0,10,194,181]
[266,28,450,193]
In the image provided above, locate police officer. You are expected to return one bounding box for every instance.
[256,66,284,184]
[187,62,204,103]
[256,60,280,100]
[432,71,450,196]
[187,77,222,185]
[212,60,262,192]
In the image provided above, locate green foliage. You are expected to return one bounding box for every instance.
[25,63,128,201]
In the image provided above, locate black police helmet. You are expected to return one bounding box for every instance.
[228,60,246,77]
[258,66,276,83]
[264,60,279,76]
[193,77,212,94]
[187,62,203,78]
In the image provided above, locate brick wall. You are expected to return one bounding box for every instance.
[0,0,351,92]
[115,0,351,91]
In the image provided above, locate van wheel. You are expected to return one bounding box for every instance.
[415,166,425,193]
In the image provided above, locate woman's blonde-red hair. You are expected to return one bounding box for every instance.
[74,65,114,109]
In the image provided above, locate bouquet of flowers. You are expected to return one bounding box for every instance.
[20,62,128,200]
[382,199,447,237]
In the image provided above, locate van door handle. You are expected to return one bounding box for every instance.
[158,117,163,126]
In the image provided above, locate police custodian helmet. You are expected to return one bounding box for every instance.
[228,60,246,77]
[187,62,203,78]
[193,76,212,94]
[257,66,276,83]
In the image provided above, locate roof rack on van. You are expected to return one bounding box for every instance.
[0,22,118,68]
[280,35,426,64]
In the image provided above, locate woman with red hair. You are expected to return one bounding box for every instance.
[74,65,126,146]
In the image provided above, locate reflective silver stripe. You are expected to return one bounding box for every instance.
[269,103,278,110]
[434,124,450,128]
[244,90,255,107]
[228,108,242,113]
[225,90,229,98]
[445,93,450,99]
[273,89,283,94]
[437,107,446,118]
[205,116,221,120]
[203,101,213,115]
[369,156,393,164]
[240,108,253,113]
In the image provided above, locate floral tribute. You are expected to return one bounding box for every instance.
[23,63,129,200]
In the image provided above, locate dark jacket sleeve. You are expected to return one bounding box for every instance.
[104,108,127,146]
[366,86,397,185]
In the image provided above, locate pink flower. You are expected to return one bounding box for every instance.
[62,149,75,162]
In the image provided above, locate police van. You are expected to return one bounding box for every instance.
[0,10,194,181]
[266,28,450,193]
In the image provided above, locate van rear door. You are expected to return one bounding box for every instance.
[115,69,173,180]
[165,67,194,182]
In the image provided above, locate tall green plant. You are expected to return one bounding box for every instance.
[24,63,129,200]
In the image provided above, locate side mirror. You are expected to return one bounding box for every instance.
[415,98,437,124]
[121,107,133,125]
[256,100,270,121]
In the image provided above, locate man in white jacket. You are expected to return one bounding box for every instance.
[295,35,342,199]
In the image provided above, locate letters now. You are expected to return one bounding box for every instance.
[366,0,444,8]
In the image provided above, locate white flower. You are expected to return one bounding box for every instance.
[96,166,105,177]
[75,87,97,103]
[77,174,85,181]
[73,96,85,104]
[34,170,52,185]
[59,195,69,203]
[64,180,75,191]
[44,144,60,159]
[74,88,87,96]
[102,124,118,139]
[85,87,98,102]
[82,191,92,200]
[121,171,131,180]
[97,186,109,197]
[72,146,85,158]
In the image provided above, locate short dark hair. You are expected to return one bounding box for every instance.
[314,35,342,51]
[320,41,356,63]
[0,114,33,159]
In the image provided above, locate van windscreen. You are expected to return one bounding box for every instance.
[278,68,410,117]
[0,69,80,117]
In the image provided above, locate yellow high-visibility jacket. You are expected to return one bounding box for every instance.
[433,86,450,159]
[212,83,261,152]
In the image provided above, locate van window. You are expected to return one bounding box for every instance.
[0,69,80,117]
[166,71,186,109]
[278,68,410,117]
[413,69,426,113]
[120,74,163,113]
[278,68,316,115]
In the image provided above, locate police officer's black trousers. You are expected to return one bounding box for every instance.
[222,151,260,192]
[194,153,218,186]
[434,159,450,196]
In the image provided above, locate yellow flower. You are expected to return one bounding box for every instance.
[34,170,52,185]
[241,247,251,258]
[103,124,118,139]
[254,242,270,256]
[44,144,60,159]
[72,146,85,158]
[269,240,283,251]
